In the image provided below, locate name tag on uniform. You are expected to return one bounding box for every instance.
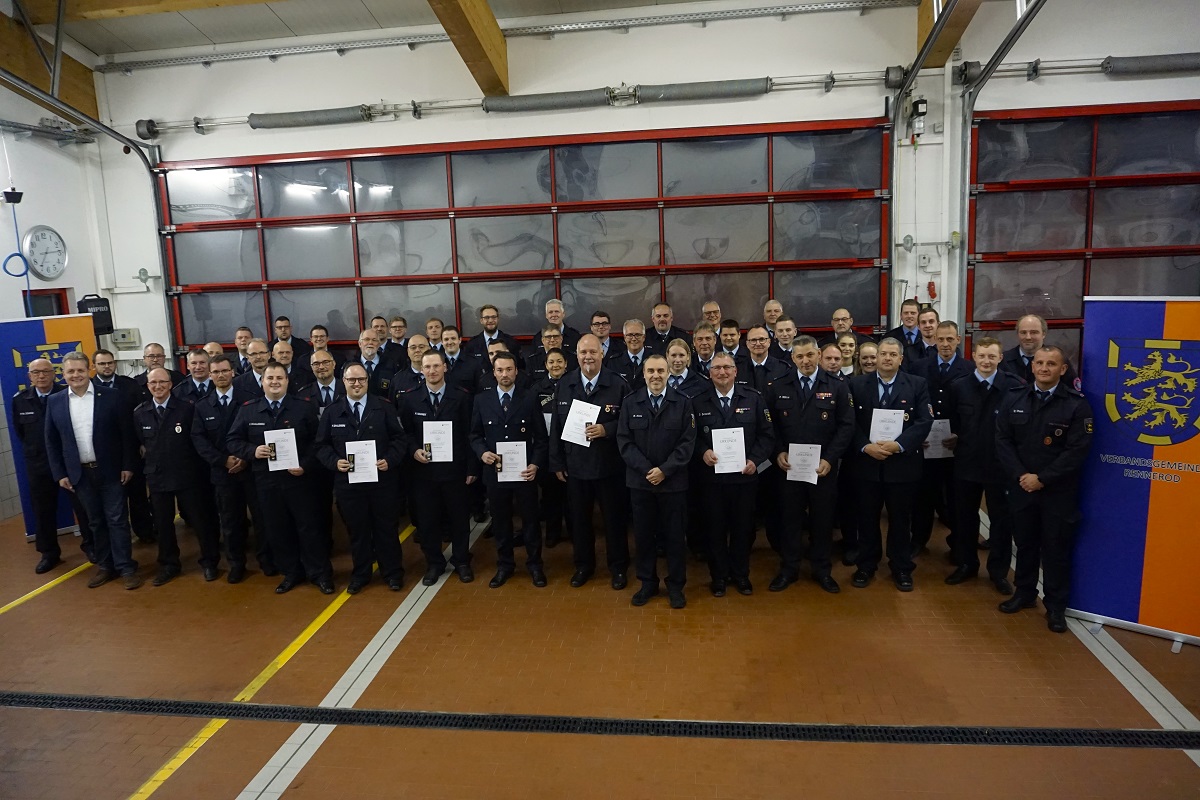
[332,423,348,429]
[249,421,266,427]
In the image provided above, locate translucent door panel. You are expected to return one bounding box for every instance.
[1096,112,1200,175]
[358,220,453,278]
[560,276,662,333]
[661,137,767,196]
[665,272,769,330]
[558,210,660,269]
[263,225,355,280]
[363,284,455,326]
[269,287,359,340]
[1092,185,1200,249]
[774,268,880,329]
[459,280,557,336]
[976,119,1093,182]
[451,148,551,206]
[773,199,882,261]
[554,142,658,201]
[1089,256,1200,296]
[180,291,263,344]
[174,230,261,284]
[455,215,557,272]
[167,167,256,223]
[773,129,882,190]
[663,204,768,264]
[974,191,1087,252]
[972,260,1084,321]
[352,154,448,212]
[257,161,351,218]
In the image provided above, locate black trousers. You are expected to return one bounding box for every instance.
[631,489,687,590]
[255,472,330,583]
[150,485,220,571]
[757,467,785,554]
[244,473,272,571]
[214,477,251,567]
[704,481,755,582]
[412,478,471,570]
[487,482,542,570]
[26,467,92,558]
[538,470,569,540]
[855,480,917,576]
[567,474,629,575]
[834,461,858,553]
[954,479,1014,578]
[125,468,155,540]
[911,457,956,552]
[311,465,335,558]
[1013,498,1077,613]
[336,476,403,583]
[684,462,706,555]
[782,475,837,579]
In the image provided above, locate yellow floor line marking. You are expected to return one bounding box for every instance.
[0,563,90,616]
[128,524,415,799]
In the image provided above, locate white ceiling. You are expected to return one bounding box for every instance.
[56,0,709,56]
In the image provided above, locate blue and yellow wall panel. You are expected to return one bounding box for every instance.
[1077,298,1200,639]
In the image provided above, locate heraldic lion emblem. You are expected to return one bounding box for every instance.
[1106,340,1200,446]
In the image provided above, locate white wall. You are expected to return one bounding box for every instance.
[20,0,1200,354]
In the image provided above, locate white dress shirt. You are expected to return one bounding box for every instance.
[67,384,97,463]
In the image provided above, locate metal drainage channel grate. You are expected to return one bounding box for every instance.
[2,691,1198,750]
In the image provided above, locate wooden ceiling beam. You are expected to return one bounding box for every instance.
[23,0,279,26]
[427,0,509,96]
[917,0,982,68]
[0,14,97,118]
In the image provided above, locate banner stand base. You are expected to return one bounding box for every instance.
[21,526,82,544]
[1066,608,1199,650]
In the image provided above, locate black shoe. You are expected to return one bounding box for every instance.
[978,536,991,550]
[489,569,512,589]
[136,533,157,545]
[570,569,593,588]
[347,579,368,595]
[631,584,659,606]
[316,579,335,595]
[82,547,97,564]
[474,511,489,525]
[203,567,219,582]
[529,567,547,587]
[611,573,627,590]
[840,549,858,567]
[151,568,179,587]
[227,564,246,585]
[991,577,1015,595]
[87,568,116,588]
[999,594,1038,614]
[894,572,914,592]
[768,573,796,592]
[422,566,444,586]
[275,577,299,594]
[456,564,474,584]
[387,576,404,591]
[734,578,753,596]
[35,556,62,574]
[909,545,925,561]
[710,580,726,598]
[1046,610,1068,633]
[944,565,978,585]
[816,575,840,594]
[668,589,687,609]
[261,565,280,578]
[851,569,873,588]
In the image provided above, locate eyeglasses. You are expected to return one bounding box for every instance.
[625,332,645,338]
[247,351,268,357]
[311,361,335,367]
[591,321,610,327]
[28,368,54,374]
[709,365,736,371]
[832,316,851,323]
[145,353,166,360]
[480,315,499,321]
[746,337,770,344]
[344,377,368,383]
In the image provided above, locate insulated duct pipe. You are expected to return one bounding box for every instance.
[1101,53,1200,76]
[247,105,372,129]
[638,78,770,103]
[482,89,611,113]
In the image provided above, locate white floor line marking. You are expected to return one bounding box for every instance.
[237,519,489,799]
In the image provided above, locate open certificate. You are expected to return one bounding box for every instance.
[712,428,746,474]
[422,421,454,463]
[264,428,300,471]
[869,408,905,442]
[496,441,527,483]
[345,440,378,484]
[786,443,821,485]
[924,419,955,459]
[561,399,601,447]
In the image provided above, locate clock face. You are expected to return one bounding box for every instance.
[22,225,68,281]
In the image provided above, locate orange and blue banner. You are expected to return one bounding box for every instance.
[1076,298,1200,640]
[1,314,97,538]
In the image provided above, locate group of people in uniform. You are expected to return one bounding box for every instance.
[13,295,1092,630]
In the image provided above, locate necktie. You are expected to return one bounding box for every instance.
[271,400,281,414]
[700,360,709,375]
[448,357,456,369]
[40,395,48,409]
[157,405,166,418]
[720,396,731,414]
[907,331,915,345]
[365,361,374,378]
[631,356,639,368]
[501,392,511,413]
[323,386,332,406]
[801,375,812,402]
[221,395,229,408]
[979,379,990,394]
[879,380,892,406]
[651,395,661,414]
[353,400,362,423]
[669,376,680,389]
[584,380,594,396]
[241,358,249,372]
[102,381,113,389]
[1036,389,1049,404]
[939,362,949,378]
[431,391,441,411]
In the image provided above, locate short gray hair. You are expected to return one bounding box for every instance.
[62,351,90,367]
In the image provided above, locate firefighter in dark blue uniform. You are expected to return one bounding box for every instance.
[995,345,1093,633]
[999,314,1080,389]
[617,354,696,609]
[943,337,1024,594]
[741,326,790,555]
[767,337,855,593]
[226,362,330,594]
[845,338,934,592]
[315,362,409,594]
[470,351,549,588]
[170,349,214,404]
[691,352,774,596]
[529,348,571,548]
[343,329,396,399]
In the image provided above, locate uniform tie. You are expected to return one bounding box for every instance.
[156,404,166,418]
[500,392,511,414]
[939,362,950,378]
[907,331,916,345]
[353,400,362,423]
[221,395,229,408]
[720,396,731,414]
[631,355,639,368]
[1036,389,1050,404]
[431,391,441,411]
[323,386,332,406]
[448,357,456,369]
[800,375,812,402]
[241,357,249,372]
[584,380,594,396]
[669,375,680,389]
[651,394,662,414]
[365,361,374,378]
[879,379,893,407]
[102,380,113,389]
[270,400,281,415]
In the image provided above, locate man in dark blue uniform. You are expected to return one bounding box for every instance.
[226,362,330,594]
[944,337,1024,594]
[271,340,315,394]
[462,304,522,369]
[690,324,719,378]
[607,319,650,393]
[521,325,564,386]
[768,336,855,593]
[692,352,774,596]
[191,354,262,583]
[389,335,431,398]
[530,348,571,548]
[617,354,696,609]
[134,342,185,402]
[440,326,478,395]
[883,298,923,355]
[549,334,631,589]
[397,350,478,586]
[134,367,221,585]
[544,298,581,358]
[316,362,408,594]
[995,345,1093,633]
[846,338,934,592]
[171,349,213,404]
[999,314,1080,389]
[645,302,689,355]
[470,352,549,588]
[269,316,313,367]
[233,338,271,399]
[343,329,396,399]
[94,348,154,544]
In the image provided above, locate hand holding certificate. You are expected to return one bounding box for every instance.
[924,419,954,459]
[264,429,299,471]
[495,441,527,483]
[869,408,905,442]
[561,399,601,447]
[345,440,379,484]
[712,428,746,474]
[422,421,454,463]
[786,443,821,484]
